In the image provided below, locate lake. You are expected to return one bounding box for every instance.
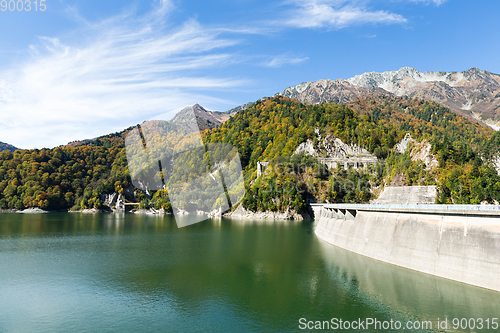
[1,213,499,332]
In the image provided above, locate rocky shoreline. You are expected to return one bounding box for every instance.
[223,203,312,220]
[0,208,49,214]
[69,208,107,214]
[0,204,312,221]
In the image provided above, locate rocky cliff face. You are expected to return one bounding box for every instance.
[396,133,438,170]
[277,67,500,130]
[227,101,256,114]
[492,155,500,175]
[294,129,374,159]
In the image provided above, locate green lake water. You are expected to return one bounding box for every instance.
[0,213,499,332]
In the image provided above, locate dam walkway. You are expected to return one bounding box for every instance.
[310,203,500,218]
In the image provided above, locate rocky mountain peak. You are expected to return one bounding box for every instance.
[274,66,500,130]
[0,141,19,152]
[461,67,494,83]
[347,67,497,90]
[280,81,313,97]
[276,78,390,105]
[347,67,470,89]
[463,67,481,75]
[171,104,231,131]
[192,103,205,111]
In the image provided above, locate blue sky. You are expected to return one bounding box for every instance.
[0,0,499,148]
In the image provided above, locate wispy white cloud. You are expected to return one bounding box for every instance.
[281,0,407,29]
[0,0,444,148]
[154,0,176,18]
[410,0,447,5]
[264,55,309,67]
[0,4,248,149]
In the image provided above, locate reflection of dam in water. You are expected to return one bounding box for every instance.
[315,203,500,292]
[317,239,500,332]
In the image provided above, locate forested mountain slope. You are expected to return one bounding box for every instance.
[0,133,130,210]
[205,96,499,210]
[206,96,492,170]
[0,96,499,212]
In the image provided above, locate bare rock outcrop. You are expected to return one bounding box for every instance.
[396,133,438,170]
[17,207,48,214]
[225,203,310,220]
[492,155,500,175]
[294,129,374,159]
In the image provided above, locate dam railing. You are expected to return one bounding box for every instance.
[314,203,500,217]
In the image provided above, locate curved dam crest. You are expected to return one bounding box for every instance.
[314,187,500,292]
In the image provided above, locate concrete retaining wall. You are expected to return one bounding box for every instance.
[315,210,500,292]
[372,185,437,204]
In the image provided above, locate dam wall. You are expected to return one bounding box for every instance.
[315,207,500,292]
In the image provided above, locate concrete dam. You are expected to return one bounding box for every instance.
[313,188,500,292]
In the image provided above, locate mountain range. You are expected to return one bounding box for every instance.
[157,67,500,135]
[277,67,500,130]
[3,66,500,153]
[1,92,499,212]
